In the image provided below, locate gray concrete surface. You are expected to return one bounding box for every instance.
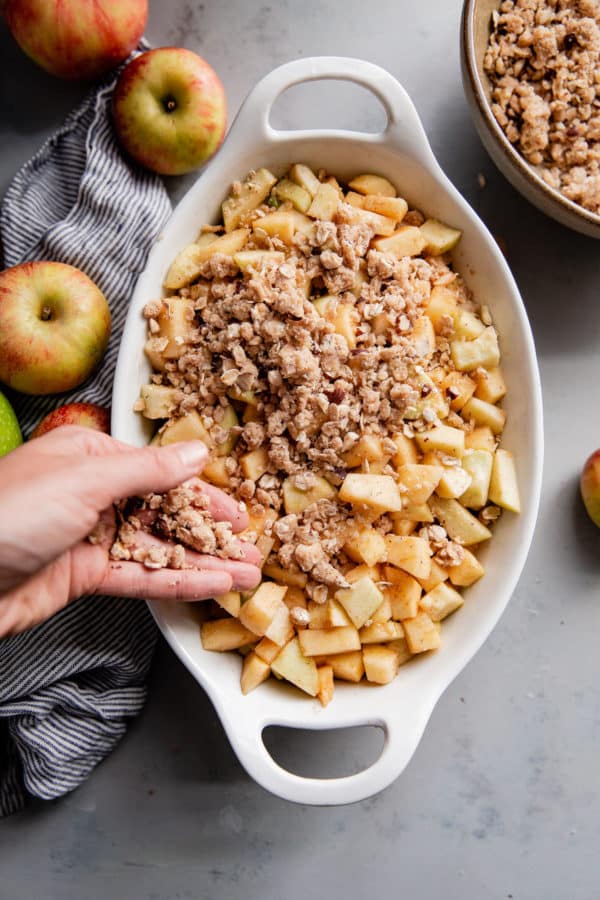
[1,1,600,898]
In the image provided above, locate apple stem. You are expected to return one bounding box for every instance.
[40,305,53,321]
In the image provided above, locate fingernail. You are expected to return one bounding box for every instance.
[173,441,208,468]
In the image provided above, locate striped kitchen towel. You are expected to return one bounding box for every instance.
[0,47,172,816]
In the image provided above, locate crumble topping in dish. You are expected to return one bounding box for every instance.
[117,163,521,704]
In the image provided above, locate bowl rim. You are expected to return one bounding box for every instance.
[461,0,600,229]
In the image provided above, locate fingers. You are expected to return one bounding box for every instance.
[129,530,262,590]
[99,561,233,602]
[83,441,210,506]
[185,479,249,532]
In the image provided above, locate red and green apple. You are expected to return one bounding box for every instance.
[30,403,110,439]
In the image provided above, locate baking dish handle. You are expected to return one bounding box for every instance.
[223,704,432,806]
[228,56,434,160]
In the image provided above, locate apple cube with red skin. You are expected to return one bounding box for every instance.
[581,450,600,527]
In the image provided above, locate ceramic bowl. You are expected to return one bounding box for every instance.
[112,56,544,806]
[461,0,600,239]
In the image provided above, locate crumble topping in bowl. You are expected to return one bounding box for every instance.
[118,163,521,705]
[484,0,600,215]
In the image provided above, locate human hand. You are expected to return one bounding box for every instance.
[0,426,262,637]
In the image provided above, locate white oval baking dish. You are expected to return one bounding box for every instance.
[112,56,543,806]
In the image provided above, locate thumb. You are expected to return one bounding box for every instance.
[85,440,210,505]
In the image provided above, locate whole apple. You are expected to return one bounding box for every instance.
[113,47,226,176]
[0,262,111,396]
[4,0,147,80]
[30,402,110,439]
[581,450,600,528]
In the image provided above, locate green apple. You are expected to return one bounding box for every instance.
[581,450,600,528]
[0,261,111,395]
[4,0,147,80]
[0,390,22,456]
[30,402,110,439]
[112,47,226,176]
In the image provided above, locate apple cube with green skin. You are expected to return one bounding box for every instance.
[271,638,319,696]
[335,576,384,629]
[428,495,492,545]
[339,473,403,513]
[113,47,226,177]
[451,326,500,372]
[273,178,312,212]
[489,449,521,513]
[164,228,249,290]
[420,219,462,255]
[0,261,111,396]
[221,167,278,232]
[289,163,321,197]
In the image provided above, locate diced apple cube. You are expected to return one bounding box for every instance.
[420,218,462,255]
[201,457,232,488]
[342,204,397,236]
[215,590,241,617]
[345,190,366,208]
[359,621,405,644]
[390,432,419,467]
[391,503,434,523]
[460,449,493,509]
[417,559,449,593]
[327,599,352,627]
[273,178,312,212]
[362,644,401,684]
[234,250,285,272]
[265,605,294,646]
[384,535,432,579]
[451,326,500,372]
[403,611,441,653]
[489,449,521,513]
[139,384,178,419]
[282,474,337,514]
[238,582,288,636]
[416,424,465,457]
[392,519,417,536]
[157,297,196,358]
[345,564,381,584]
[159,410,212,446]
[461,397,506,435]
[271,638,319,696]
[308,600,330,629]
[453,308,485,340]
[307,183,340,221]
[241,652,271,694]
[388,636,413,666]
[371,596,392,622]
[214,403,239,456]
[262,562,308,588]
[331,303,360,349]
[383,566,422,620]
[473,366,507,404]
[335,576,384,629]
[372,225,426,258]
[363,194,408,221]
[465,426,497,452]
[396,464,444,505]
[289,163,321,197]
[341,434,388,468]
[419,582,464,621]
[298,626,361,657]
[254,636,282,664]
[327,650,364,682]
[252,209,299,244]
[448,548,485,587]
[348,173,397,197]
[344,526,387,567]
[317,665,335,707]
[428,495,492,545]
[222,168,277,232]
[435,465,472,500]
[240,446,269,481]
[426,285,459,332]
[164,228,250,289]
[201,618,256,651]
[442,371,476,411]
[339,473,403,513]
